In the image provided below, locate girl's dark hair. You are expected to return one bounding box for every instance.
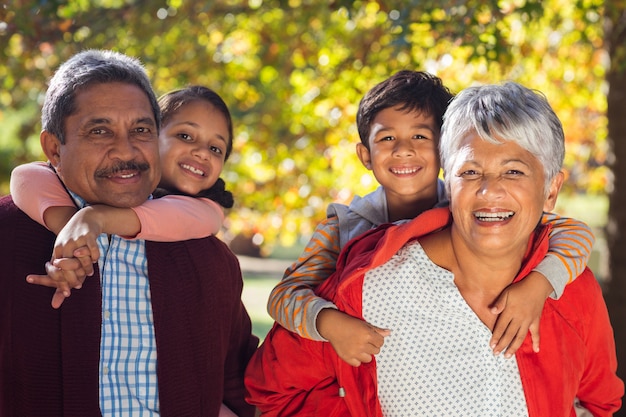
[152,177,234,209]
[158,85,234,161]
[156,85,235,208]
[356,70,454,150]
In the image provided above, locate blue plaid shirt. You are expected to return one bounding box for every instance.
[71,193,159,416]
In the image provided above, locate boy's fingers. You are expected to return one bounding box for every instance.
[502,331,526,358]
[490,292,507,314]
[529,322,541,353]
[373,326,392,338]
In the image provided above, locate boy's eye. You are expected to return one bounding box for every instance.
[177,133,193,141]
[413,134,429,140]
[379,135,394,142]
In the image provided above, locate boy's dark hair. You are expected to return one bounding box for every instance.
[156,85,235,208]
[356,70,454,150]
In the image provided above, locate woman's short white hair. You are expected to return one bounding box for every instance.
[439,81,565,197]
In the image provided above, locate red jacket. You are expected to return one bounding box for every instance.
[245,208,623,416]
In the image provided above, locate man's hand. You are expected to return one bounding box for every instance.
[490,271,553,358]
[317,308,391,367]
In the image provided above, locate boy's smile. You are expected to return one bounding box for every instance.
[356,106,441,221]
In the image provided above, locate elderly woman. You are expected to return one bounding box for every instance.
[245,82,623,416]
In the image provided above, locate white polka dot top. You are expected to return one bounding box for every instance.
[362,240,529,417]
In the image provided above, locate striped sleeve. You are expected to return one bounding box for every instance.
[537,212,595,299]
[266,216,341,341]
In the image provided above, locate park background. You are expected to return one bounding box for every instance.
[2,0,625,413]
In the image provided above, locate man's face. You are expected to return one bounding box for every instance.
[43,82,161,207]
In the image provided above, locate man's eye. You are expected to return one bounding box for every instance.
[91,128,106,135]
[135,127,150,133]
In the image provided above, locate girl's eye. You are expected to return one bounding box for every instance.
[210,145,223,155]
[412,134,428,140]
[177,133,192,141]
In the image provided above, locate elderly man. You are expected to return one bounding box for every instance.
[245,82,623,416]
[0,50,258,417]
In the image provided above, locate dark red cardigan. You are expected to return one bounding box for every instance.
[0,195,259,417]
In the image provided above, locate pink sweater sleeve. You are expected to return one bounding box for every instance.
[9,161,75,229]
[130,195,224,241]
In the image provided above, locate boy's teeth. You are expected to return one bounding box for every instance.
[392,167,418,174]
[473,211,515,222]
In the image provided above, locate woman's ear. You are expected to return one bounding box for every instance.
[356,143,373,170]
[40,130,62,167]
[543,171,564,212]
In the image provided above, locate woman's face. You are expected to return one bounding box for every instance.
[448,130,562,257]
[158,100,230,195]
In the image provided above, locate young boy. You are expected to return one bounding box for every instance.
[266,70,594,365]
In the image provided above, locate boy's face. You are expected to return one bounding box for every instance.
[356,106,441,205]
[158,100,229,195]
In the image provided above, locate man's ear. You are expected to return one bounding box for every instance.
[40,130,62,167]
[543,171,564,212]
[356,143,372,170]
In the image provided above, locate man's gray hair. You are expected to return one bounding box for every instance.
[41,49,160,143]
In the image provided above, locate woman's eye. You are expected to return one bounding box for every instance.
[459,170,479,177]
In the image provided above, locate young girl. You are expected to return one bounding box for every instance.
[11,85,234,307]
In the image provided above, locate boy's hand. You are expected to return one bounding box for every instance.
[490,271,553,358]
[317,308,391,367]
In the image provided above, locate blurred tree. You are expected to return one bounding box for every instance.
[603,0,626,414]
[0,0,613,250]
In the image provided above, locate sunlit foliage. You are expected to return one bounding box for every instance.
[0,0,610,251]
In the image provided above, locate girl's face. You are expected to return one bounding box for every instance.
[158,100,230,195]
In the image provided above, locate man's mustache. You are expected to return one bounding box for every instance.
[94,161,151,178]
